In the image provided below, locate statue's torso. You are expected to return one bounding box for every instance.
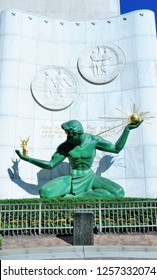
[67,134,97,170]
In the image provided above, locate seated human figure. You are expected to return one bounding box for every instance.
[16,119,142,198]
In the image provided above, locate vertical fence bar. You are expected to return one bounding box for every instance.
[142,202,145,233]
[150,202,153,232]
[155,202,157,231]
[125,202,128,233]
[38,202,42,235]
[98,200,102,233]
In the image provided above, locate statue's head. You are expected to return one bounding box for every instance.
[61,120,84,134]
[61,120,84,145]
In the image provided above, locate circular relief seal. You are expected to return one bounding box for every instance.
[77,44,125,85]
[30,66,79,111]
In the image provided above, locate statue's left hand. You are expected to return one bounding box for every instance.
[127,120,143,130]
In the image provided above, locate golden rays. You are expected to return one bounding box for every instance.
[97,104,154,136]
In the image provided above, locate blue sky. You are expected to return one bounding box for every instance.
[120,0,157,27]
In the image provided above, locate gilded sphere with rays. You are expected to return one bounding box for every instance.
[129,113,140,124]
[98,104,153,136]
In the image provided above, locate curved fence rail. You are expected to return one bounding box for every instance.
[0,200,157,236]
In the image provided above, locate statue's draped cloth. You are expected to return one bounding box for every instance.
[70,169,95,195]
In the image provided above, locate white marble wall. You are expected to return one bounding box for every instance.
[0,9,157,198]
[0,0,120,20]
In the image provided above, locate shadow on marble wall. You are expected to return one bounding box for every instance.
[8,159,70,196]
[96,155,115,176]
[96,154,125,176]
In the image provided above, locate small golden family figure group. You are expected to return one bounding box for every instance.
[20,136,30,156]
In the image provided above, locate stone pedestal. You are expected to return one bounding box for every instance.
[73,211,94,245]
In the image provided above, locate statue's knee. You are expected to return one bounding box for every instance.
[39,187,46,198]
[39,187,52,198]
[115,187,125,198]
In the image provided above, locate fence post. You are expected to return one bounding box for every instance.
[39,201,42,235]
[99,200,102,233]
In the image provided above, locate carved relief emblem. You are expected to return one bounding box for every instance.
[77,44,125,84]
[31,66,79,111]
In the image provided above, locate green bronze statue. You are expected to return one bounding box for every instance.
[15,119,142,198]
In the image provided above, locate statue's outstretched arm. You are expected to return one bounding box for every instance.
[96,121,143,154]
[15,150,66,170]
[115,121,143,152]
